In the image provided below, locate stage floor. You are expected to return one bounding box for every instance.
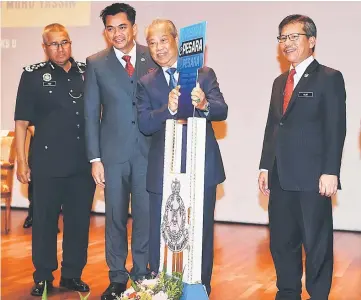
[1,210,361,299]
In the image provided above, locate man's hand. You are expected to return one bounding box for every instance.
[191,82,208,110]
[319,174,338,197]
[92,161,105,188]
[17,161,31,184]
[28,126,35,137]
[168,85,181,112]
[258,171,270,196]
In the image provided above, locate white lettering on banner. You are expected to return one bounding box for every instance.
[179,38,203,57]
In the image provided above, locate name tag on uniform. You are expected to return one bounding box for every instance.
[43,81,56,87]
[298,91,313,98]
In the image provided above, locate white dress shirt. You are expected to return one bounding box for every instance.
[90,42,137,163]
[113,41,137,68]
[162,61,179,85]
[260,55,314,172]
[292,55,314,89]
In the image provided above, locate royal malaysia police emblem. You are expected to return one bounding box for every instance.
[42,73,52,82]
[161,179,189,253]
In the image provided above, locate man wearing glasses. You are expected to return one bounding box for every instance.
[14,23,95,296]
[258,15,346,299]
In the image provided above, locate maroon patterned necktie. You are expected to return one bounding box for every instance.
[122,55,134,77]
[283,69,296,113]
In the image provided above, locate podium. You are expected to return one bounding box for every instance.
[160,117,208,299]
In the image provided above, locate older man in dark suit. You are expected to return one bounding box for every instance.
[83,3,157,300]
[258,14,346,300]
[136,19,228,295]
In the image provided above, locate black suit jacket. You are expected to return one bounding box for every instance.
[259,59,346,191]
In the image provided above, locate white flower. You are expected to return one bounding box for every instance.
[119,286,136,299]
[142,279,158,286]
[153,291,168,300]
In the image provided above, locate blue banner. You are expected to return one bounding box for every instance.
[177,21,207,119]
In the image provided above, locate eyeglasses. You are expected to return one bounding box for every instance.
[45,40,72,50]
[277,33,308,43]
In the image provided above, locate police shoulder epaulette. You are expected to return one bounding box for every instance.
[76,61,86,72]
[76,61,86,68]
[23,62,47,72]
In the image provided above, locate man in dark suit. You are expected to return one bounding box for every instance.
[83,3,157,299]
[14,23,95,296]
[136,19,228,295]
[258,15,346,300]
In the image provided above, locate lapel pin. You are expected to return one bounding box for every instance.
[304,73,309,77]
[141,57,145,62]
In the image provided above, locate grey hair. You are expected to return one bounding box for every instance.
[145,19,178,41]
[42,23,69,43]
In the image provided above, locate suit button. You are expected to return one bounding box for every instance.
[77,136,80,140]
[44,145,48,149]
[73,101,76,104]
[132,121,135,124]
[131,80,134,84]
[77,124,80,128]
[76,112,79,115]
[132,102,135,106]
[280,122,284,126]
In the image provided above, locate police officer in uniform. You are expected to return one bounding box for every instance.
[14,23,95,297]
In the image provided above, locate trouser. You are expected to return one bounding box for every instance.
[104,146,150,283]
[27,179,33,217]
[269,165,333,300]
[32,173,95,282]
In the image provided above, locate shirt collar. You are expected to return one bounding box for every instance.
[291,55,314,76]
[48,57,76,71]
[113,40,136,59]
[162,61,178,73]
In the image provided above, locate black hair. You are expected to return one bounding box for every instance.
[279,14,317,38]
[100,3,136,26]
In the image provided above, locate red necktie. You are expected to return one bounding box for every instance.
[283,69,296,113]
[122,55,134,77]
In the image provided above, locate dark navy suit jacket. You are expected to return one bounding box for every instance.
[136,66,228,194]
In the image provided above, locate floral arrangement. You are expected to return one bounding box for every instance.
[40,271,183,300]
[118,271,184,300]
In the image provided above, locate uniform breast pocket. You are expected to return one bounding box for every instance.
[38,85,62,108]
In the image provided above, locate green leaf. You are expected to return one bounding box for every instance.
[78,291,91,299]
[130,278,141,292]
[41,281,47,300]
